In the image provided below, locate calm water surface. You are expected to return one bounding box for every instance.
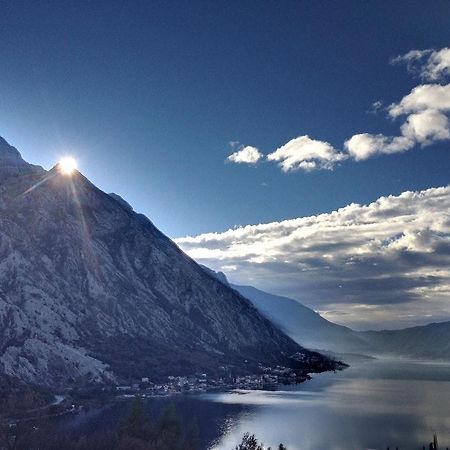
[57,359,450,450]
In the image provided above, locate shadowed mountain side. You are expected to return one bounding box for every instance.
[236,284,450,360]
[231,285,369,354]
[200,266,450,360]
[199,266,369,354]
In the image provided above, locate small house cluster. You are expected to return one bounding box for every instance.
[114,362,314,397]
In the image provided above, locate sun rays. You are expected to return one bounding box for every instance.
[16,156,102,280]
[58,156,78,175]
[19,156,78,198]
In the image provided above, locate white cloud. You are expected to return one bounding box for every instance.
[227,48,450,172]
[401,109,450,145]
[266,135,347,172]
[345,134,413,160]
[345,108,450,160]
[392,47,450,81]
[369,100,383,114]
[388,84,450,118]
[346,80,450,160]
[227,146,263,164]
[176,186,450,329]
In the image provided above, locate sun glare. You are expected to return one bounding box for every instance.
[58,156,78,175]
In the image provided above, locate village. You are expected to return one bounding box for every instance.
[113,363,315,398]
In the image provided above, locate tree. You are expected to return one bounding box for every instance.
[151,403,183,450]
[184,419,200,450]
[119,397,152,442]
[234,433,287,450]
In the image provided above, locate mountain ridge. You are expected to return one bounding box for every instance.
[0,136,333,387]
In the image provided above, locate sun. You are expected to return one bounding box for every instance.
[58,156,78,175]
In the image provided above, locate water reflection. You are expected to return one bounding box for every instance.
[57,359,450,450]
[56,391,254,450]
[207,359,450,449]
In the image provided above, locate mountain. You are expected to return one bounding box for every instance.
[231,285,370,354]
[201,267,450,360]
[360,322,450,360]
[200,266,369,354]
[0,136,334,388]
[237,284,450,360]
[238,285,450,360]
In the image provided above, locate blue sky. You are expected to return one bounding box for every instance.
[1,1,450,328]
[1,0,449,238]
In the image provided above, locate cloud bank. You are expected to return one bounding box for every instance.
[176,186,450,330]
[227,46,450,171]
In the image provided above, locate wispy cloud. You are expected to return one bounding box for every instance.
[176,186,450,329]
[391,47,450,81]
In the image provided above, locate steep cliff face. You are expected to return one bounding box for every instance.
[0,137,329,387]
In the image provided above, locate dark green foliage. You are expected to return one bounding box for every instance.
[235,433,262,450]
[234,432,287,450]
[119,397,152,442]
[0,374,51,418]
[185,419,200,450]
[151,404,183,450]
[127,397,146,428]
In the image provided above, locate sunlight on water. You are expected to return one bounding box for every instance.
[202,389,324,406]
[207,359,450,450]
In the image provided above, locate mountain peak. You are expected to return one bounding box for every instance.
[0,136,44,179]
[0,136,334,387]
[0,136,26,164]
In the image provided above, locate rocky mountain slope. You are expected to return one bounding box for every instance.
[0,136,333,387]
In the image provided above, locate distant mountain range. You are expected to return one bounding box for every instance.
[360,323,450,360]
[0,136,334,388]
[230,284,367,353]
[202,267,450,361]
